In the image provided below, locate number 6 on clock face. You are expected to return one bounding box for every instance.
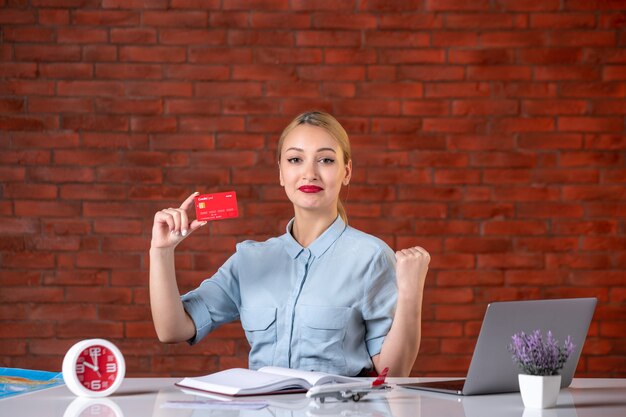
[63,339,125,398]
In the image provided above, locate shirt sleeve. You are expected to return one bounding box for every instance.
[361,246,398,357]
[181,249,242,345]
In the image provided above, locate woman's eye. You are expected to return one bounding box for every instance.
[319,158,335,164]
[287,157,301,164]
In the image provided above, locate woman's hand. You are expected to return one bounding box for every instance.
[151,192,207,250]
[395,246,430,296]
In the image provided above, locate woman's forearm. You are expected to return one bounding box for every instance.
[374,291,423,376]
[373,246,429,377]
[149,247,196,343]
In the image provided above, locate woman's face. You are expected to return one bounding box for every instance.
[279,124,351,217]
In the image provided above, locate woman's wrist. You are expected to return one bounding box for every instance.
[150,246,175,256]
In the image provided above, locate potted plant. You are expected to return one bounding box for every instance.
[508,330,575,409]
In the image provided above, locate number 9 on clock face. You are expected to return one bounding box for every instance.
[63,339,125,397]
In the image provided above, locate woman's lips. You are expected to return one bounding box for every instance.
[298,185,323,193]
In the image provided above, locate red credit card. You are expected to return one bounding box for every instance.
[194,191,239,222]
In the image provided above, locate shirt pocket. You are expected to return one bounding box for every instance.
[240,307,277,369]
[298,305,349,373]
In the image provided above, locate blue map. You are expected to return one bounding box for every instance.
[0,368,64,399]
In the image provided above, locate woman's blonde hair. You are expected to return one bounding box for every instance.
[277,111,351,224]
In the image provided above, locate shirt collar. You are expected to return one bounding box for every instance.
[282,216,347,259]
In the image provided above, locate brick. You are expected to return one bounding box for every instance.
[447,134,513,151]
[62,114,129,131]
[127,81,193,97]
[562,151,622,167]
[95,63,162,80]
[0,9,36,24]
[379,13,442,30]
[365,30,429,47]
[445,13,524,29]
[110,28,157,44]
[72,10,139,25]
[536,65,600,81]
[550,31,616,47]
[0,80,56,96]
[496,82,557,98]
[479,253,545,269]
[546,253,612,270]
[13,200,82,218]
[164,64,229,80]
[58,81,124,97]
[452,99,518,116]
[379,48,446,64]
[14,44,82,62]
[519,201,586,218]
[296,30,360,47]
[97,166,163,183]
[83,45,118,62]
[0,323,55,339]
[82,133,149,149]
[594,100,626,114]
[160,29,225,45]
[38,8,70,24]
[423,118,486,134]
[57,27,108,44]
[94,98,163,115]
[120,46,186,63]
[445,237,512,253]
[559,116,624,132]
[494,117,555,133]
[0,114,60,131]
[482,31,548,47]
[425,82,490,98]
[425,0,490,11]
[250,11,310,29]
[562,82,626,98]
[398,65,464,81]
[519,48,583,64]
[3,26,55,43]
[28,98,94,114]
[452,202,515,218]
[0,63,38,78]
[449,49,515,65]
[496,0,561,11]
[43,270,108,286]
[585,135,626,150]
[531,13,596,29]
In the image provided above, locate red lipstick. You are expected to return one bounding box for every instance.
[298,185,323,193]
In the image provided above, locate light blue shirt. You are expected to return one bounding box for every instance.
[181,216,397,376]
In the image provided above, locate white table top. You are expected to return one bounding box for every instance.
[2,378,626,417]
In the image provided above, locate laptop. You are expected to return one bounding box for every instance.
[400,297,597,395]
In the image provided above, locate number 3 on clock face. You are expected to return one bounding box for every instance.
[63,339,125,397]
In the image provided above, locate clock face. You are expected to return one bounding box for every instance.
[63,338,125,397]
[75,344,119,392]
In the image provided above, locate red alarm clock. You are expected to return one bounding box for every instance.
[62,339,125,397]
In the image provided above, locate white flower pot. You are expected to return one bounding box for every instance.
[518,374,561,409]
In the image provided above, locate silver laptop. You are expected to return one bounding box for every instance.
[400,298,597,395]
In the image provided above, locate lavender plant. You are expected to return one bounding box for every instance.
[508,330,575,376]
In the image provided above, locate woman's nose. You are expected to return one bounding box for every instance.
[302,160,318,180]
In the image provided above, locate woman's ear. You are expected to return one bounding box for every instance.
[278,162,284,187]
[343,160,352,185]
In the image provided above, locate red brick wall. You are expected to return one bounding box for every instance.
[1,1,625,377]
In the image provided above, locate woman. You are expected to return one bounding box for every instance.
[150,111,429,377]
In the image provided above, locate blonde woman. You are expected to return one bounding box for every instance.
[150,111,429,377]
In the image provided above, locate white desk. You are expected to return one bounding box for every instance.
[1,378,625,417]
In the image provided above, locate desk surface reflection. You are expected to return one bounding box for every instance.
[1,378,625,417]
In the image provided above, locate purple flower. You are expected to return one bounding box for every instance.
[508,330,575,376]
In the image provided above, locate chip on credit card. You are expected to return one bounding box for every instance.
[194,191,239,221]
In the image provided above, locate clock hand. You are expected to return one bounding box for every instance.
[90,351,100,371]
[83,360,102,377]
[83,361,97,371]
